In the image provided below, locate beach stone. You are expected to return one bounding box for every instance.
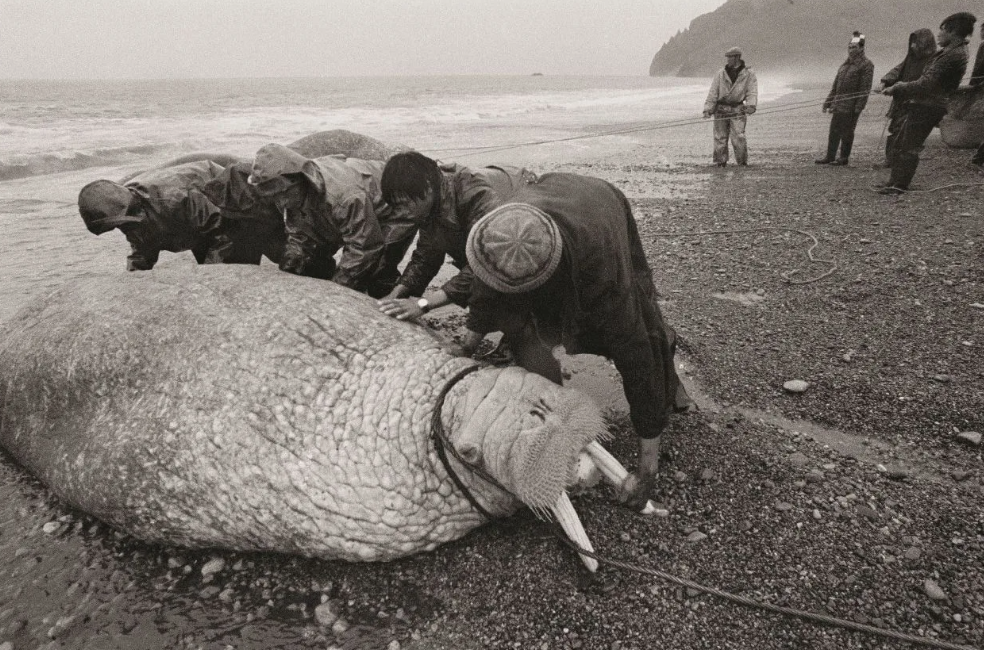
[783,380,809,393]
[924,579,947,601]
[884,465,911,480]
[0,642,12,650]
[855,506,879,521]
[699,468,716,481]
[201,558,225,576]
[42,521,60,534]
[686,531,707,543]
[787,452,809,468]
[805,469,825,483]
[315,602,340,627]
[956,431,982,447]
[774,501,794,512]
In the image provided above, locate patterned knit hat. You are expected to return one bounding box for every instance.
[850,31,865,47]
[77,180,141,235]
[466,203,563,294]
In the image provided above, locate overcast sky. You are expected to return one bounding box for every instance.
[2,0,727,79]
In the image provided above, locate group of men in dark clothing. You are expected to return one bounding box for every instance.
[77,140,694,512]
[812,12,980,194]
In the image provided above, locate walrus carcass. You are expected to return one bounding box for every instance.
[0,265,640,570]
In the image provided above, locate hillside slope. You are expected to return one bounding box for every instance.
[651,0,979,78]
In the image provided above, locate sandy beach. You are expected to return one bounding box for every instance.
[1,85,983,650]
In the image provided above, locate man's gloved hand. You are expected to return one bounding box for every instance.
[279,254,307,276]
[702,110,712,119]
[617,472,657,512]
[617,435,661,513]
[744,105,756,115]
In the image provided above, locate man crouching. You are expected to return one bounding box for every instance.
[458,172,694,511]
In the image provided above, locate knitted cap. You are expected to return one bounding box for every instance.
[466,203,563,294]
[850,31,865,47]
[77,180,140,235]
[725,46,742,57]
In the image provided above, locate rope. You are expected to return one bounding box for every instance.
[423,89,880,158]
[429,363,512,519]
[552,529,975,650]
[650,226,838,284]
[428,372,969,649]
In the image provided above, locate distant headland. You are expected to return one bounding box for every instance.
[650,0,976,78]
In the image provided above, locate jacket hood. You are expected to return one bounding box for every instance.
[910,28,938,57]
[248,143,322,195]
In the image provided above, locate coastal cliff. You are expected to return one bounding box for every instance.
[651,0,977,77]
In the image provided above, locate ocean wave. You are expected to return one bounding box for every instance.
[0,144,178,182]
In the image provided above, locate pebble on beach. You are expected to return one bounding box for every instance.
[782,380,810,393]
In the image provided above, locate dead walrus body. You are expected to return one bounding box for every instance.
[0,265,639,569]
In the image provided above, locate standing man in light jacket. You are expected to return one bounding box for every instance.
[702,46,759,167]
[816,32,875,167]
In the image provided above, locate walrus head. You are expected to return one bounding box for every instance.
[444,366,639,571]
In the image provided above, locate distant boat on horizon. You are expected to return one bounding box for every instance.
[531,72,544,76]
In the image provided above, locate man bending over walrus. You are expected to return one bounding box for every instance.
[78,161,233,271]
[376,151,535,320]
[457,172,694,511]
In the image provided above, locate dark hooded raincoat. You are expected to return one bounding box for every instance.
[398,163,534,305]
[249,144,416,295]
[467,172,682,441]
[202,162,287,265]
[120,161,230,271]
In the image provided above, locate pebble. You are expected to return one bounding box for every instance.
[924,579,947,601]
[783,379,810,393]
[0,642,11,650]
[331,618,349,634]
[855,506,879,520]
[699,468,716,481]
[883,465,911,480]
[805,469,825,483]
[812,509,822,520]
[673,471,688,483]
[42,522,60,535]
[787,452,810,468]
[774,502,794,512]
[201,558,225,576]
[956,431,982,447]
[686,531,707,543]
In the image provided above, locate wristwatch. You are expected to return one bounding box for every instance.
[416,297,431,314]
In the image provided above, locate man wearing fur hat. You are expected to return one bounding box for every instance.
[816,32,874,166]
[879,12,976,194]
[702,46,758,167]
[246,143,416,296]
[458,172,694,511]
[77,161,233,271]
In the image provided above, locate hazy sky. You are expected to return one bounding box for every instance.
[3,0,727,79]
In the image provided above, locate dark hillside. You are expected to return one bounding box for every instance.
[651,0,979,78]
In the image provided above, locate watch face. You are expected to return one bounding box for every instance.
[417,298,429,311]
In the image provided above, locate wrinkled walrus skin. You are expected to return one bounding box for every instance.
[0,265,605,563]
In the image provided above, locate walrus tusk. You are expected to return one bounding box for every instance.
[583,441,659,515]
[551,491,598,572]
